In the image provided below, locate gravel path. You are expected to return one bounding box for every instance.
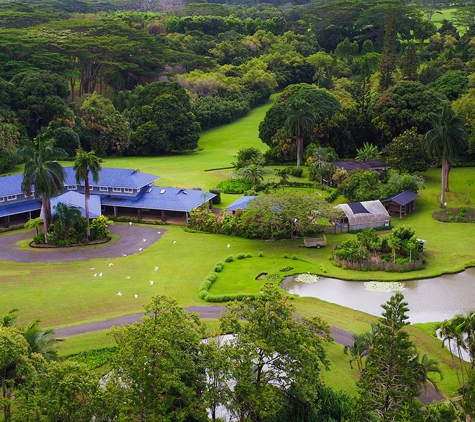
[0,224,166,262]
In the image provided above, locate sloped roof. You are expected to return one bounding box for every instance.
[50,191,101,219]
[0,174,29,197]
[64,167,158,189]
[381,190,420,206]
[335,200,390,225]
[102,186,216,213]
[0,199,40,218]
[227,195,257,211]
[335,160,390,172]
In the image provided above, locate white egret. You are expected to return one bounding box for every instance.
[138,247,143,251]
[126,276,130,279]
[149,280,154,285]
[99,272,102,277]
[117,292,122,296]
[109,263,113,267]
[134,294,138,298]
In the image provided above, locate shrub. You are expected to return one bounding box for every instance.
[280,266,294,272]
[214,263,224,272]
[33,232,45,244]
[258,252,264,257]
[225,255,234,262]
[209,188,221,205]
[288,166,303,177]
[237,253,247,259]
[90,216,111,241]
[246,253,252,258]
[217,179,252,194]
[291,255,298,260]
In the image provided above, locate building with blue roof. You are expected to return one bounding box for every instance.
[226,196,257,214]
[0,167,215,227]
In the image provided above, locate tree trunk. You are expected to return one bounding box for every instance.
[440,157,446,206]
[42,195,52,241]
[444,159,451,192]
[296,134,303,169]
[85,172,91,239]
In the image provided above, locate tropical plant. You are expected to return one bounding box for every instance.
[73,147,101,238]
[285,98,316,169]
[356,142,379,161]
[20,140,66,236]
[423,103,468,206]
[22,320,62,362]
[0,309,18,327]
[234,164,272,187]
[412,351,443,396]
[23,217,44,235]
[344,330,374,373]
[51,202,85,243]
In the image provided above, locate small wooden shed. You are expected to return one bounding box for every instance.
[381,190,420,218]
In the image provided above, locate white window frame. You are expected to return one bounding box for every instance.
[67,185,77,190]
[0,197,4,202]
[124,188,133,193]
[112,188,121,193]
[99,187,108,192]
[7,195,17,201]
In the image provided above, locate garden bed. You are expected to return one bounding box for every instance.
[30,237,111,248]
[432,207,475,222]
[333,255,424,272]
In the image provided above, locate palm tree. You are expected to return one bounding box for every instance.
[0,309,19,327]
[73,147,101,238]
[412,352,443,396]
[21,140,66,235]
[285,99,316,169]
[344,330,374,373]
[423,104,468,206]
[235,164,272,187]
[22,320,62,362]
[52,202,84,242]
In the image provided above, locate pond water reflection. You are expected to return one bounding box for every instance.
[280,268,475,323]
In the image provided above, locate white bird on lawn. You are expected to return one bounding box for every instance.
[126,276,130,279]
[138,247,143,251]
[227,244,230,248]
[154,266,158,271]
[122,253,127,257]
[93,273,97,277]
[109,263,113,267]
[99,272,102,277]
[129,222,132,225]
[150,280,154,285]
[134,294,138,298]
[173,240,177,244]
[89,268,95,270]
[117,292,122,296]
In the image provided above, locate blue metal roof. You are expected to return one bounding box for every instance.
[102,186,216,212]
[50,191,101,219]
[0,174,28,197]
[64,167,158,189]
[0,199,41,218]
[382,190,420,206]
[227,196,258,211]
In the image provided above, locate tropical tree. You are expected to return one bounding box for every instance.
[285,98,316,168]
[344,330,374,373]
[51,202,84,243]
[413,351,444,396]
[234,163,272,187]
[423,103,468,206]
[220,284,332,422]
[73,147,101,238]
[20,140,66,236]
[22,320,62,362]
[23,217,43,235]
[0,309,18,328]
[356,142,379,161]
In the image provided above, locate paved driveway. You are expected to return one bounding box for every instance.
[0,224,166,263]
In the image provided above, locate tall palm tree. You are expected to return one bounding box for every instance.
[285,99,316,169]
[21,140,66,235]
[22,320,62,362]
[73,147,101,238]
[423,104,468,206]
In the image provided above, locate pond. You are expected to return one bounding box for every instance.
[280,268,475,323]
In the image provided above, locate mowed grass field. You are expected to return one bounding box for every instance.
[2,93,475,398]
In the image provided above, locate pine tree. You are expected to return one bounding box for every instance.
[379,14,398,91]
[357,293,420,421]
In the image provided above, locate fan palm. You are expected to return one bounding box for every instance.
[73,147,101,238]
[285,99,316,169]
[423,104,468,206]
[412,352,443,395]
[21,140,66,235]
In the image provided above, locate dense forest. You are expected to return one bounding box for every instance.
[2,0,475,174]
